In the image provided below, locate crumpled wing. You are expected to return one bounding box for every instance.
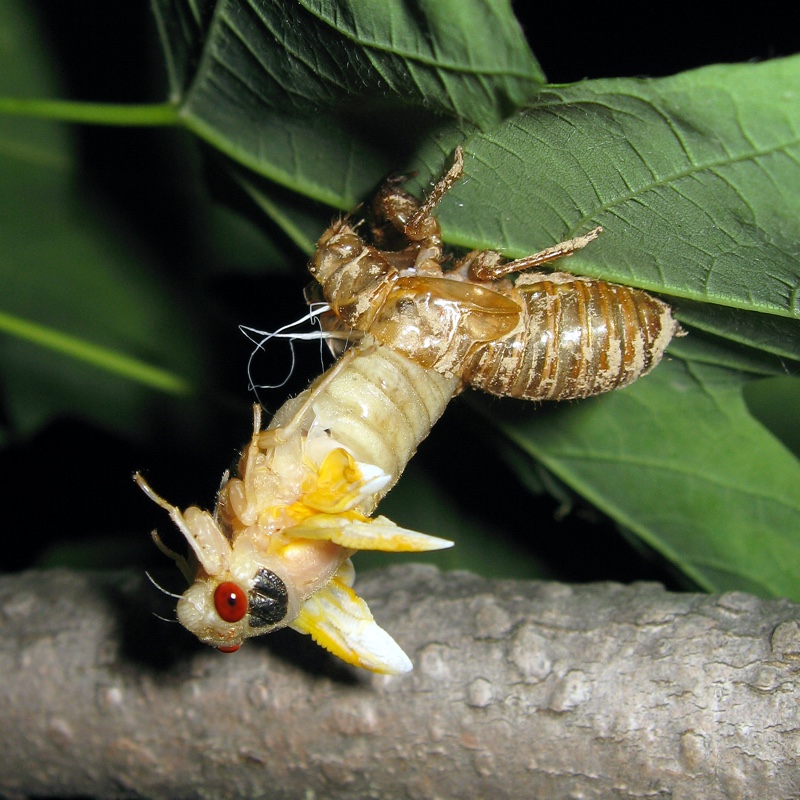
[289,512,454,552]
[290,572,412,674]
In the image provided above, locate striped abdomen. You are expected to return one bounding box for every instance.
[461,272,678,401]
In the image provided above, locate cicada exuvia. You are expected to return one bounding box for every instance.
[309,146,680,401]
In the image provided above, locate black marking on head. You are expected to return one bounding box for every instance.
[248,568,289,627]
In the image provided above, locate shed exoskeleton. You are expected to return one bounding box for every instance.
[309,146,680,400]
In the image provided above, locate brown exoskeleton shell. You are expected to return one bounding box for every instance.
[309,146,680,401]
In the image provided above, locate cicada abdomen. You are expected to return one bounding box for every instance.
[461,271,678,400]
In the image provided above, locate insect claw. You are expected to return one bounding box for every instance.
[405,146,464,236]
[250,404,262,436]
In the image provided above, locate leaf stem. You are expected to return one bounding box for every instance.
[0,97,179,126]
[0,311,191,395]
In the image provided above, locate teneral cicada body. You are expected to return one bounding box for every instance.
[137,339,458,674]
[309,147,680,401]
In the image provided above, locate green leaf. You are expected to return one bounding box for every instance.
[744,375,800,460]
[0,312,190,395]
[0,0,201,440]
[162,29,797,598]
[667,326,800,378]
[675,300,800,364]
[481,358,800,600]
[432,57,800,325]
[0,150,200,438]
[153,0,217,99]
[429,58,800,599]
[5,0,799,599]
[228,166,330,256]
[153,0,543,206]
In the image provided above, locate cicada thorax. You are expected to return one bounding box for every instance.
[461,271,678,400]
[308,221,401,332]
[364,276,524,376]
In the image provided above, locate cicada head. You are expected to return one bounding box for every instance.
[177,560,298,653]
[135,472,350,652]
[174,524,351,653]
[307,219,364,286]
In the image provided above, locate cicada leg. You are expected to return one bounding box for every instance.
[404,146,464,242]
[468,226,604,281]
[134,472,229,581]
[374,146,462,276]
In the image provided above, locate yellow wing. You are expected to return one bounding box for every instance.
[289,512,454,552]
[290,562,412,674]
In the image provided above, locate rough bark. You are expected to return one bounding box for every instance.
[1,565,798,800]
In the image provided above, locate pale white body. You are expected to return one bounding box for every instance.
[137,337,458,673]
[254,336,459,518]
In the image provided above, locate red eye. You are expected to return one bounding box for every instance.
[214,581,247,623]
[217,644,241,653]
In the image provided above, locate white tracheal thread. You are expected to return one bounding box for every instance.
[240,303,335,392]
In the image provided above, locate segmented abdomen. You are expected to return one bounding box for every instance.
[461,272,678,401]
[277,339,460,515]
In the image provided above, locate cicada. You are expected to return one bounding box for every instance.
[136,338,458,673]
[309,147,680,400]
[138,147,679,674]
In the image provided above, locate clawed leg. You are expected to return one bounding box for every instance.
[404,146,464,240]
[134,470,179,514]
[468,226,603,281]
[250,403,262,438]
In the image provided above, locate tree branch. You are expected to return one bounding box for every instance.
[1,565,799,799]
